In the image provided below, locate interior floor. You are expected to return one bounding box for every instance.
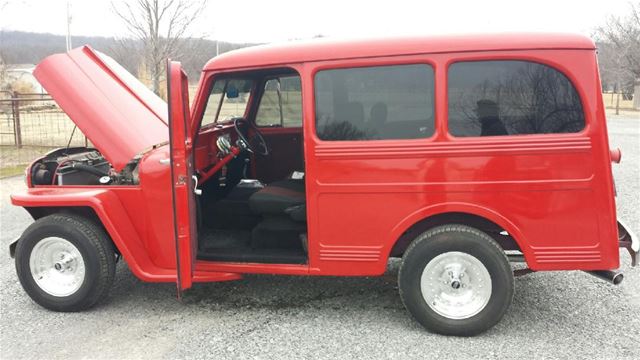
[195,156,308,264]
[197,228,306,264]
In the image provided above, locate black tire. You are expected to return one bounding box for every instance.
[15,214,116,311]
[398,224,514,336]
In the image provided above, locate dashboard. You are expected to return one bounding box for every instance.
[194,121,243,173]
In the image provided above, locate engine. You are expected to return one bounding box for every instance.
[30,147,139,186]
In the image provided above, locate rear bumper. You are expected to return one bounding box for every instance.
[618,220,638,267]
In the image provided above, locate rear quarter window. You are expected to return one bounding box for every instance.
[447,61,585,137]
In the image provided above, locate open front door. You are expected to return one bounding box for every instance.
[168,60,197,293]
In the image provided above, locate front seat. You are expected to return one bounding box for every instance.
[248,179,306,222]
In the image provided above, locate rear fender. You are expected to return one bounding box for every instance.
[389,202,533,267]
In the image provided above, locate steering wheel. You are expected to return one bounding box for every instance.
[233,117,269,156]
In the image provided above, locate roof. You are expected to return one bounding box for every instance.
[204,33,595,71]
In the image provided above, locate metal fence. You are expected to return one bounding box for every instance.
[0,91,87,148]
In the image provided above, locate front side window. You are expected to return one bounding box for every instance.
[314,64,435,141]
[447,61,585,137]
[201,78,253,127]
[256,75,302,127]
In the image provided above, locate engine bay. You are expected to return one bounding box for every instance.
[30,147,139,186]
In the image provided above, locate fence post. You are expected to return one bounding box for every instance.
[12,91,22,148]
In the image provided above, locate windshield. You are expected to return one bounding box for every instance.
[201,78,254,127]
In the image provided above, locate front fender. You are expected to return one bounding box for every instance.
[10,187,176,282]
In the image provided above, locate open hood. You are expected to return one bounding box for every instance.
[33,46,168,171]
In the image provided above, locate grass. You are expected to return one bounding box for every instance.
[1,145,55,164]
[0,145,53,178]
[0,164,26,178]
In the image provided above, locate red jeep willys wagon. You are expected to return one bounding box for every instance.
[9,33,637,336]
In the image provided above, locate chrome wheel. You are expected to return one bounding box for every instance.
[420,251,492,320]
[29,237,85,297]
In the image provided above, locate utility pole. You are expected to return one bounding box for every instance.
[65,1,72,51]
[214,24,219,56]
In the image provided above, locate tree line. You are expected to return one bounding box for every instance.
[595,1,640,111]
[0,30,257,83]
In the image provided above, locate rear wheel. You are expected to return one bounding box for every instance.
[398,224,514,336]
[15,214,116,311]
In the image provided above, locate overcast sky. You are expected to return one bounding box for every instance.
[0,0,634,43]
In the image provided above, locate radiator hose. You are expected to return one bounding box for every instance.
[70,162,110,177]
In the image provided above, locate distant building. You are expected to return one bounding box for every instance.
[4,64,45,94]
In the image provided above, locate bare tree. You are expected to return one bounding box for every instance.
[596,2,640,111]
[112,0,206,96]
[107,37,144,78]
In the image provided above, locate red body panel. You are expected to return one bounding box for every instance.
[167,61,198,290]
[300,50,617,274]
[33,46,168,171]
[12,34,621,284]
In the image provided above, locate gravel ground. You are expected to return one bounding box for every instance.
[0,115,638,359]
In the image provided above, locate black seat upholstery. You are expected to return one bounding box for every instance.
[249,179,306,218]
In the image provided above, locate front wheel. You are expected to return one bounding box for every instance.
[398,224,514,336]
[15,214,116,311]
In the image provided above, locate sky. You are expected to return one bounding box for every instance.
[0,0,635,43]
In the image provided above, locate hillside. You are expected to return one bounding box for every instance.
[0,31,259,78]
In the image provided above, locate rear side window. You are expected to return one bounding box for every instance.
[448,61,585,137]
[315,64,435,141]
